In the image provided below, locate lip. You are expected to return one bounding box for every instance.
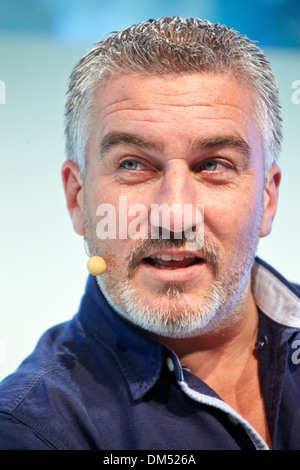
[140,258,207,283]
[141,249,205,261]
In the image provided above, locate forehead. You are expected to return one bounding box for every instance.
[93,71,254,113]
[89,71,261,158]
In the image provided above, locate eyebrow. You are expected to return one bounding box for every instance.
[100,131,251,161]
[191,136,251,160]
[100,132,164,155]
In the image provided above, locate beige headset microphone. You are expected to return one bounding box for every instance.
[79,169,107,276]
[84,237,107,276]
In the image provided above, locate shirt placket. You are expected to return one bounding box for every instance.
[164,350,270,450]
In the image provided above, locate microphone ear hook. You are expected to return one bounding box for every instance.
[83,236,91,257]
[265,171,271,189]
[84,237,107,276]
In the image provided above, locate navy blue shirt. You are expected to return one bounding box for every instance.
[0,258,299,450]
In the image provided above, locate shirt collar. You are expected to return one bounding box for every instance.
[252,257,300,328]
[78,275,164,400]
[77,257,299,400]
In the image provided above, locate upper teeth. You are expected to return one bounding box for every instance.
[150,254,195,261]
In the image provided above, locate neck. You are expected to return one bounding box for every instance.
[159,289,259,380]
[155,289,272,447]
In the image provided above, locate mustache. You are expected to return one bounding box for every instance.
[126,231,220,278]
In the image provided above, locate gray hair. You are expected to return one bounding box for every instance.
[64,16,282,176]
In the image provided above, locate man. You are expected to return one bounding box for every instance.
[0,16,299,450]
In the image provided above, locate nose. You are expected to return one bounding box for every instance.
[150,159,203,238]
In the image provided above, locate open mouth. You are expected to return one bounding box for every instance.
[142,253,205,270]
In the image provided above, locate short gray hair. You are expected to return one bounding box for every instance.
[64,16,282,176]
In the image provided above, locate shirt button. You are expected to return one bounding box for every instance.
[255,335,268,351]
[166,357,175,372]
[227,414,239,425]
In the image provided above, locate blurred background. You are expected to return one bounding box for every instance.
[0,0,299,381]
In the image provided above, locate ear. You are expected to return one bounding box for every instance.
[61,159,85,236]
[260,164,281,238]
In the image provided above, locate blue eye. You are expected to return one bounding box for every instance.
[122,160,146,171]
[202,160,218,171]
[201,160,231,172]
[124,160,138,170]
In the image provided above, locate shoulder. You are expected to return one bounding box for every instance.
[0,319,76,407]
[0,365,71,449]
[0,412,56,449]
[0,311,124,450]
[0,317,86,449]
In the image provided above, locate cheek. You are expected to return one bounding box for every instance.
[99,239,130,262]
[204,184,264,248]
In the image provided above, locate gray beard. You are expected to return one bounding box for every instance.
[96,273,251,338]
[87,195,264,339]
[95,235,257,338]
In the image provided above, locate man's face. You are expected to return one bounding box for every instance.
[71,72,279,338]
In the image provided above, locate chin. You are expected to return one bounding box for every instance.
[96,274,241,339]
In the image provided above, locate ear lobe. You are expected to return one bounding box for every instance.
[61,159,85,236]
[260,164,281,238]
